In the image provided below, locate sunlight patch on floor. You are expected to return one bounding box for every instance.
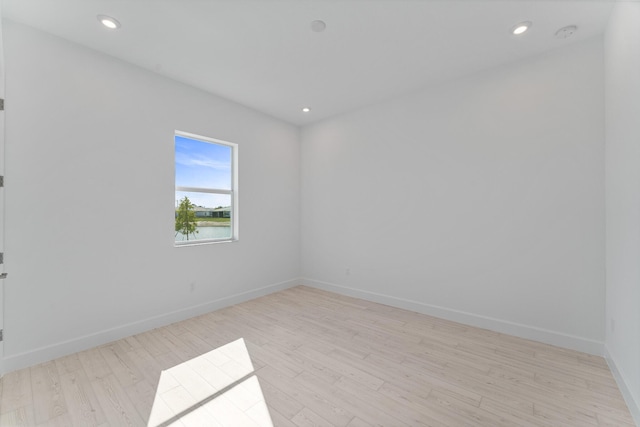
[147,338,273,427]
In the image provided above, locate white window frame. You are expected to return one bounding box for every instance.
[174,130,239,246]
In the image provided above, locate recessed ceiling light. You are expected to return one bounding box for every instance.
[555,25,578,39]
[302,107,311,113]
[311,20,326,33]
[97,15,121,30]
[511,21,532,35]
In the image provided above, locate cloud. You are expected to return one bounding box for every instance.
[175,152,230,170]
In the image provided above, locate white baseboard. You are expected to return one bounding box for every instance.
[605,346,640,426]
[3,278,301,374]
[303,278,604,356]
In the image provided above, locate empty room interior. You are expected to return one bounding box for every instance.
[0,0,639,426]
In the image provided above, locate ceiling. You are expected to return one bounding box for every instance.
[2,0,614,126]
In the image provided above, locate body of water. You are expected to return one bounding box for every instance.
[175,226,231,242]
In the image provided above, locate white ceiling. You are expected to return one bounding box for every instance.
[2,0,614,126]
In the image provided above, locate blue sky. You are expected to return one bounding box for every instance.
[175,135,232,208]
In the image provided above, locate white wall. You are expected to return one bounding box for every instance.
[605,1,640,423]
[0,7,6,377]
[2,21,300,372]
[302,38,605,354]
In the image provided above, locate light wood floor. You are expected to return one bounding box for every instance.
[0,286,635,426]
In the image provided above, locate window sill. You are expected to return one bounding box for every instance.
[174,238,238,248]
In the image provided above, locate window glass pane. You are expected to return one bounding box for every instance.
[175,191,232,242]
[175,135,232,189]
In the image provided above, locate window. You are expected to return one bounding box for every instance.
[174,131,238,245]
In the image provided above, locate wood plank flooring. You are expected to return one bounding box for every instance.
[0,286,635,426]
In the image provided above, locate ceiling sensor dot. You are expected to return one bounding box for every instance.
[311,20,326,33]
[555,25,577,39]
